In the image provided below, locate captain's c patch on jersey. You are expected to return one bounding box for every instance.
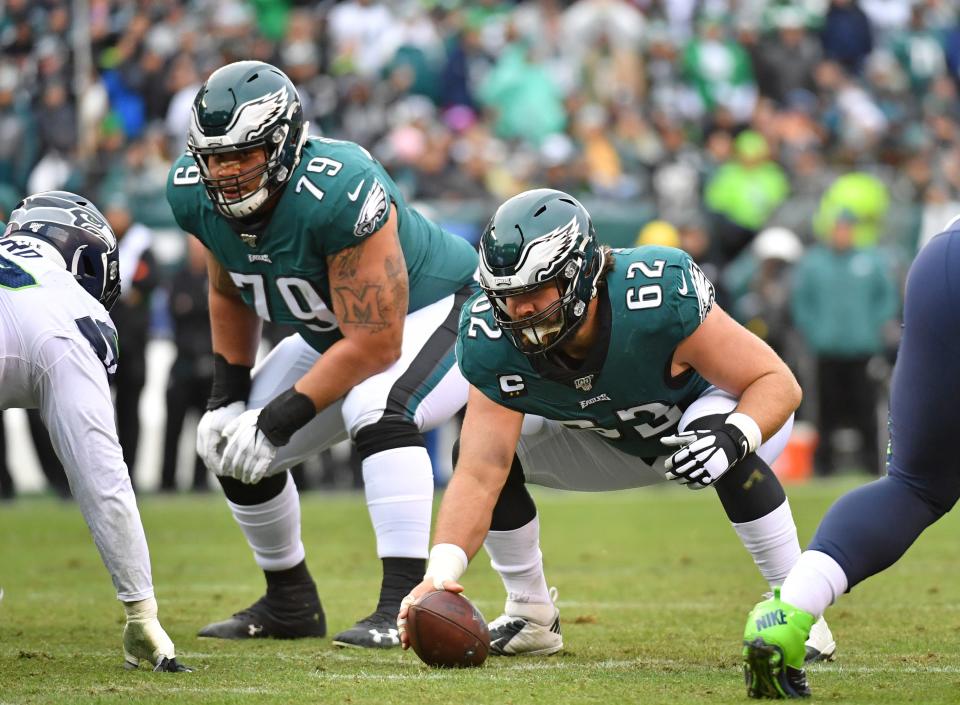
[498,374,527,399]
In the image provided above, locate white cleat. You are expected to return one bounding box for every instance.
[804,615,837,663]
[488,586,563,656]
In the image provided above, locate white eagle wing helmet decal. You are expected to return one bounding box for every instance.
[354,179,388,237]
[189,87,289,149]
[480,215,582,291]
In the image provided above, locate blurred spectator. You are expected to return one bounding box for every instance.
[650,118,702,224]
[704,130,790,264]
[106,197,158,486]
[724,226,806,371]
[813,171,891,247]
[573,103,639,199]
[478,41,566,144]
[327,0,396,78]
[160,235,212,493]
[753,7,821,107]
[635,219,681,249]
[164,54,201,156]
[791,210,900,476]
[890,2,947,98]
[820,0,874,76]
[813,60,889,157]
[0,63,37,191]
[682,14,757,123]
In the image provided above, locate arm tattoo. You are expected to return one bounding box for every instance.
[330,238,367,280]
[331,245,408,333]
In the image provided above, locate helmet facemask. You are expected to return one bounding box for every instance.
[485,258,590,354]
[190,123,303,220]
[187,62,307,222]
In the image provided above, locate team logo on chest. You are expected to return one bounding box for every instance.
[574,374,595,391]
[579,393,611,409]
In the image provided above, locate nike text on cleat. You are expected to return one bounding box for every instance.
[332,611,401,649]
[742,588,815,698]
[197,582,325,640]
[761,592,836,664]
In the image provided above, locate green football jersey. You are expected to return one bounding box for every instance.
[166,136,478,352]
[457,246,714,459]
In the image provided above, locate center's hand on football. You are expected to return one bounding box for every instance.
[661,422,751,490]
[397,577,464,650]
[218,408,279,484]
[196,401,245,471]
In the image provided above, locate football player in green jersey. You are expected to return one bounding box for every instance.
[165,61,478,648]
[398,189,835,662]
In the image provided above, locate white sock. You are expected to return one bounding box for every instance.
[362,447,433,559]
[781,550,849,618]
[732,498,801,588]
[226,474,305,572]
[484,515,553,623]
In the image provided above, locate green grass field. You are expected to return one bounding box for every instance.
[2,479,960,704]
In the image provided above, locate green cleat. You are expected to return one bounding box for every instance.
[742,588,815,699]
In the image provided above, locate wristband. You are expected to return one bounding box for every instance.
[257,387,317,447]
[207,353,252,410]
[425,543,469,590]
[726,412,762,456]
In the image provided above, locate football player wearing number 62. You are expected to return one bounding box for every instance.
[397,189,835,663]
[0,192,188,672]
[166,61,478,648]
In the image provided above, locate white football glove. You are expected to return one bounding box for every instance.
[123,597,191,672]
[196,401,245,472]
[661,414,761,490]
[219,408,278,484]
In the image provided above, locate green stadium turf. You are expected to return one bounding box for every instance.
[2,479,959,704]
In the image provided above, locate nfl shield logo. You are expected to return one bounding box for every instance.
[574,375,594,391]
[240,233,258,247]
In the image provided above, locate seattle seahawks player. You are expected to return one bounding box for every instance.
[166,61,477,648]
[741,216,960,698]
[398,189,834,661]
[0,191,188,672]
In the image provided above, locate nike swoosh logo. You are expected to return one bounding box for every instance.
[678,273,688,295]
[347,180,365,201]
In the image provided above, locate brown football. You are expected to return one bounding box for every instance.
[406,591,490,668]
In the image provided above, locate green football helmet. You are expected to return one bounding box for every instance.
[188,61,307,221]
[479,189,604,355]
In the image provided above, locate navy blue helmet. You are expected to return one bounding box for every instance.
[2,191,121,310]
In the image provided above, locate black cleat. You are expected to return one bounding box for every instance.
[332,611,401,649]
[198,581,326,640]
[743,638,811,699]
[153,656,193,672]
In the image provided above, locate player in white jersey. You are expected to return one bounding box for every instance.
[0,191,189,672]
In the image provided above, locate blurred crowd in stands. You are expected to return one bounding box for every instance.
[2,0,960,498]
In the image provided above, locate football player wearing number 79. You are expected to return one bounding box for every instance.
[398,189,834,663]
[166,61,478,648]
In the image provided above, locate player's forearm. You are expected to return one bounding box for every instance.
[41,351,155,601]
[293,335,400,413]
[208,283,261,366]
[432,465,505,561]
[734,369,802,441]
